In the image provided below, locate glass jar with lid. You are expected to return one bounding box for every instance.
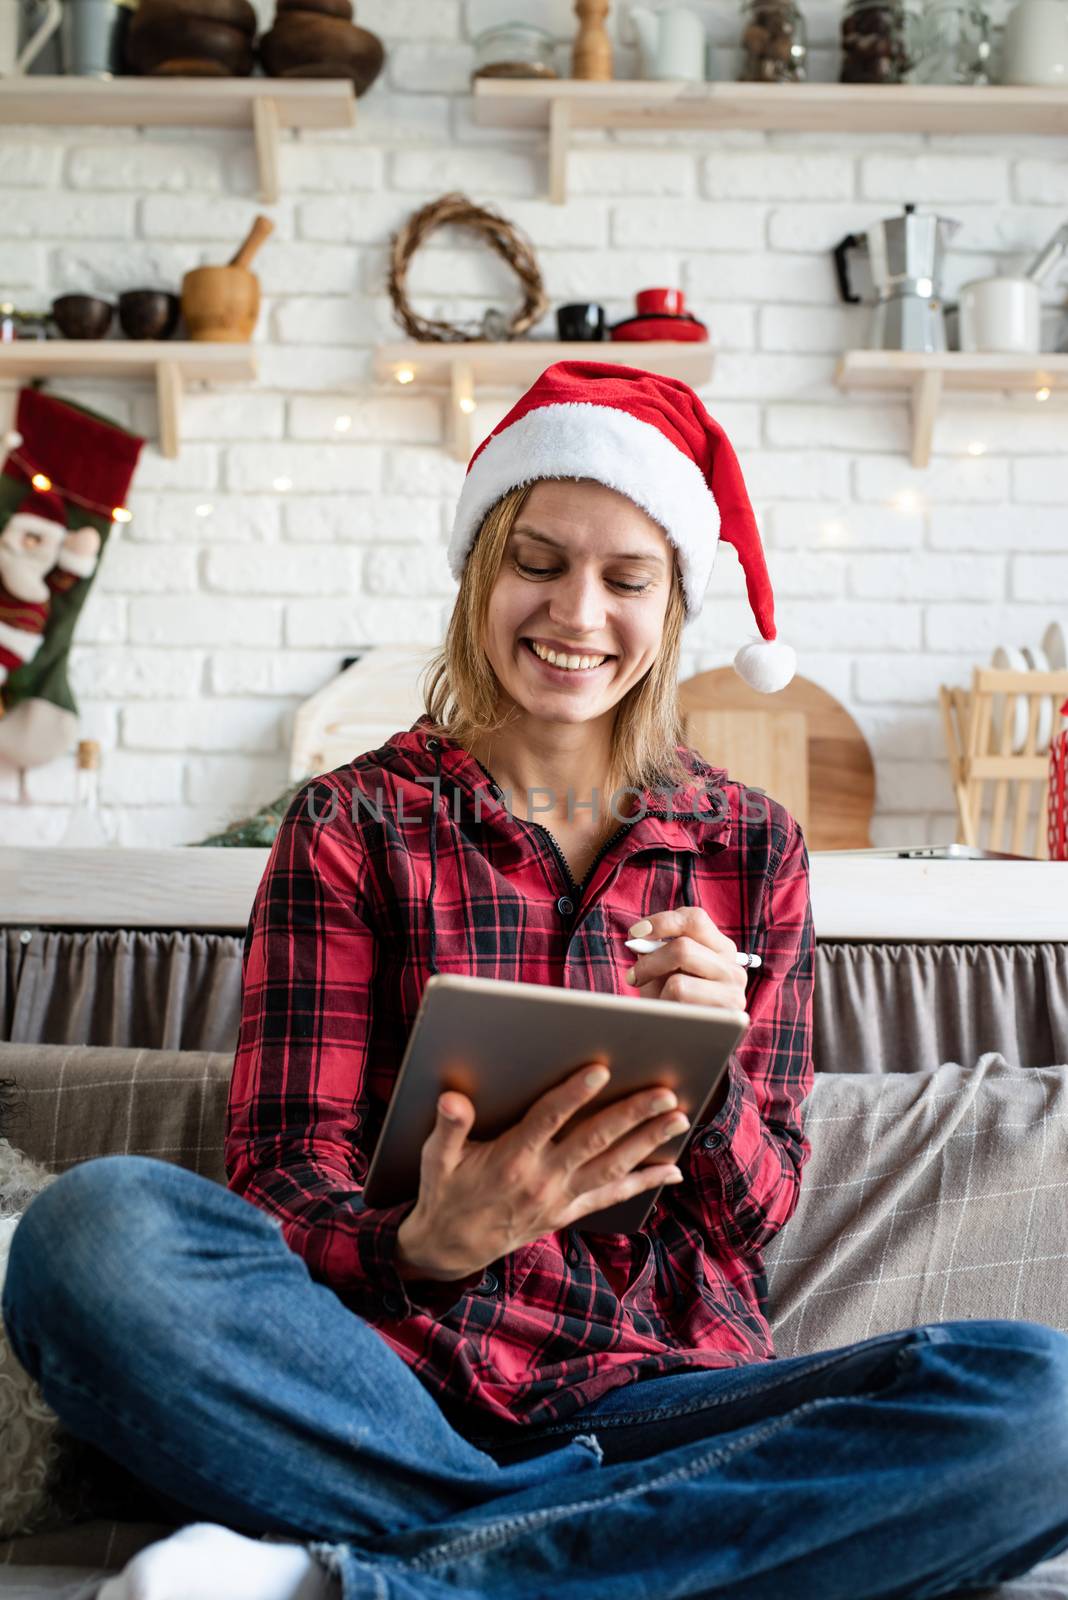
[840,0,920,81]
[739,0,809,80]
[909,0,992,82]
[472,22,558,80]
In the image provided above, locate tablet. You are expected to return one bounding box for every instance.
[363,974,749,1236]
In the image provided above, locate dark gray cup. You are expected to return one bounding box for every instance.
[556,303,607,341]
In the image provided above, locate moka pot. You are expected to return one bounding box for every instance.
[834,203,961,352]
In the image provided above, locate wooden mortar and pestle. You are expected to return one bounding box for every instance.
[181,213,274,341]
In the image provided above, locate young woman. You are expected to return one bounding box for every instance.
[4,363,1068,1600]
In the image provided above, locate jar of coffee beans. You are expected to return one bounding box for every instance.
[840,0,918,81]
[739,0,808,80]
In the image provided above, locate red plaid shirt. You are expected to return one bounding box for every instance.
[226,714,815,1435]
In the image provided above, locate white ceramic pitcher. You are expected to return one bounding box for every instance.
[0,0,63,74]
[627,5,707,80]
[1000,0,1068,83]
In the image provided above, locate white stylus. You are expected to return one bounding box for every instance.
[624,937,762,970]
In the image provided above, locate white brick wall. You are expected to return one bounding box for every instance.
[3,3,1066,850]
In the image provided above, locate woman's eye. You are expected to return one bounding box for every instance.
[515,561,649,594]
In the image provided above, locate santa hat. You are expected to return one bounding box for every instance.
[448,360,795,693]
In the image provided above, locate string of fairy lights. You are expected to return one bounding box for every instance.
[2,429,133,524]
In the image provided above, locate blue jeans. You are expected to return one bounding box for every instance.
[4,1155,1068,1600]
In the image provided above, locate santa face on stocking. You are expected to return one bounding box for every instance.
[0,509,102,687]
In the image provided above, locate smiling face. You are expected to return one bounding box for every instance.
[482,477,674,732]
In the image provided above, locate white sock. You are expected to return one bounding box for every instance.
[95,1522,342,1600]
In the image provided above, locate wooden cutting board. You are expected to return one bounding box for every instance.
[677,669,875,852]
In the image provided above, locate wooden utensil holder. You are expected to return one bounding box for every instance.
[939,666,1068,857]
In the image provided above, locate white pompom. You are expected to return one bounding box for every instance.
[734,637,797,693]
[3,430,23,451]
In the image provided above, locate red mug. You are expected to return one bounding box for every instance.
[635,287,685,316]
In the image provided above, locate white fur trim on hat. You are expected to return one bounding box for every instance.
[449,401,720,619]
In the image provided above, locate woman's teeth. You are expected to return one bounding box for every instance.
[528,640,608,672]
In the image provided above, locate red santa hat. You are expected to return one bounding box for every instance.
[448,360,795,693]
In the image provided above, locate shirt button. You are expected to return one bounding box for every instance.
[489,783,502,800]
[382,1291,406,1314]
[479,1271,498,1294]
[426,737,439,751]
[703,1131,724,1152]
[557,895,574,915]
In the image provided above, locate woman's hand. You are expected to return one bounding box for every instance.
[624,907,750,1013]
[395,1062,690,1283]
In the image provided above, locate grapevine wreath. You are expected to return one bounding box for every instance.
[387,192,549,343]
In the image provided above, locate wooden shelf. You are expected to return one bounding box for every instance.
[0,77,356,203]
[472,79,1068,201]
[0,341,257,458]
[835,350,1068,467]
[373,339,715,459]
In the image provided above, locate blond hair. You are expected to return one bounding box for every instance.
[420,482,693,814]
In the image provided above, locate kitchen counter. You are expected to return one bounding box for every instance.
[0,846,1065,941]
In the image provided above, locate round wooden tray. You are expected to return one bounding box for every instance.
[677,668,875,852]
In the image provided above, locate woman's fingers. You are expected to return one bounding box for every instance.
[420,1091,476,1176]
[510,1060,611,1154]
[632,907,739,960]
[626,932,721,987]
[558,1163,685,1230]
[565,1103,690,1195]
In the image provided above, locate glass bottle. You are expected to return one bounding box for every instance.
[472,23,558,80]
[740,0,809,80]
[840,0,919,81]
[909,0,992,82]
[58,740,115,847]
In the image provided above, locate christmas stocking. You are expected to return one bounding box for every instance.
[0,387,144,771]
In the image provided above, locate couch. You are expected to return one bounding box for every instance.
[1,1041,1067,1599]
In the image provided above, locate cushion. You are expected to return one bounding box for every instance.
[764,1052,1068,1354]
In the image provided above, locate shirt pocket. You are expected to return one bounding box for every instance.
[502,1236,556,1300]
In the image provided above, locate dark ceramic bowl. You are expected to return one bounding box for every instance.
[118,289,181,340]
[50,294,114,339]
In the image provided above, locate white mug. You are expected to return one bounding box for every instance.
[958,275,1042,354]
[1000,0,1068,84]
[0,0,63,75]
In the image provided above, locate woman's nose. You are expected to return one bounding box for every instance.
[547,570,607,632]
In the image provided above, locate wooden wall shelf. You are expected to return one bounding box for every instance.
[835,350,1068,467]
[373,339,715,459]
[472,79,1068,202]
[0,77,356,203]
[0,341,258,458]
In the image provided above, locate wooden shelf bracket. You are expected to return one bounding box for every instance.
[155,359,183,459]
[548,96,572,206]
[252,93,282,205]
[910,368,943,468]
[449,358,475,462]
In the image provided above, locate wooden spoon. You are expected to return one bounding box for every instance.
[228,214,275,270]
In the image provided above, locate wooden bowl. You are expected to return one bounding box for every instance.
[258,15,383,91]
[118,290,181,340]
[126,0,256,74]
[51,294,114,339]
[180,264,259,342]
